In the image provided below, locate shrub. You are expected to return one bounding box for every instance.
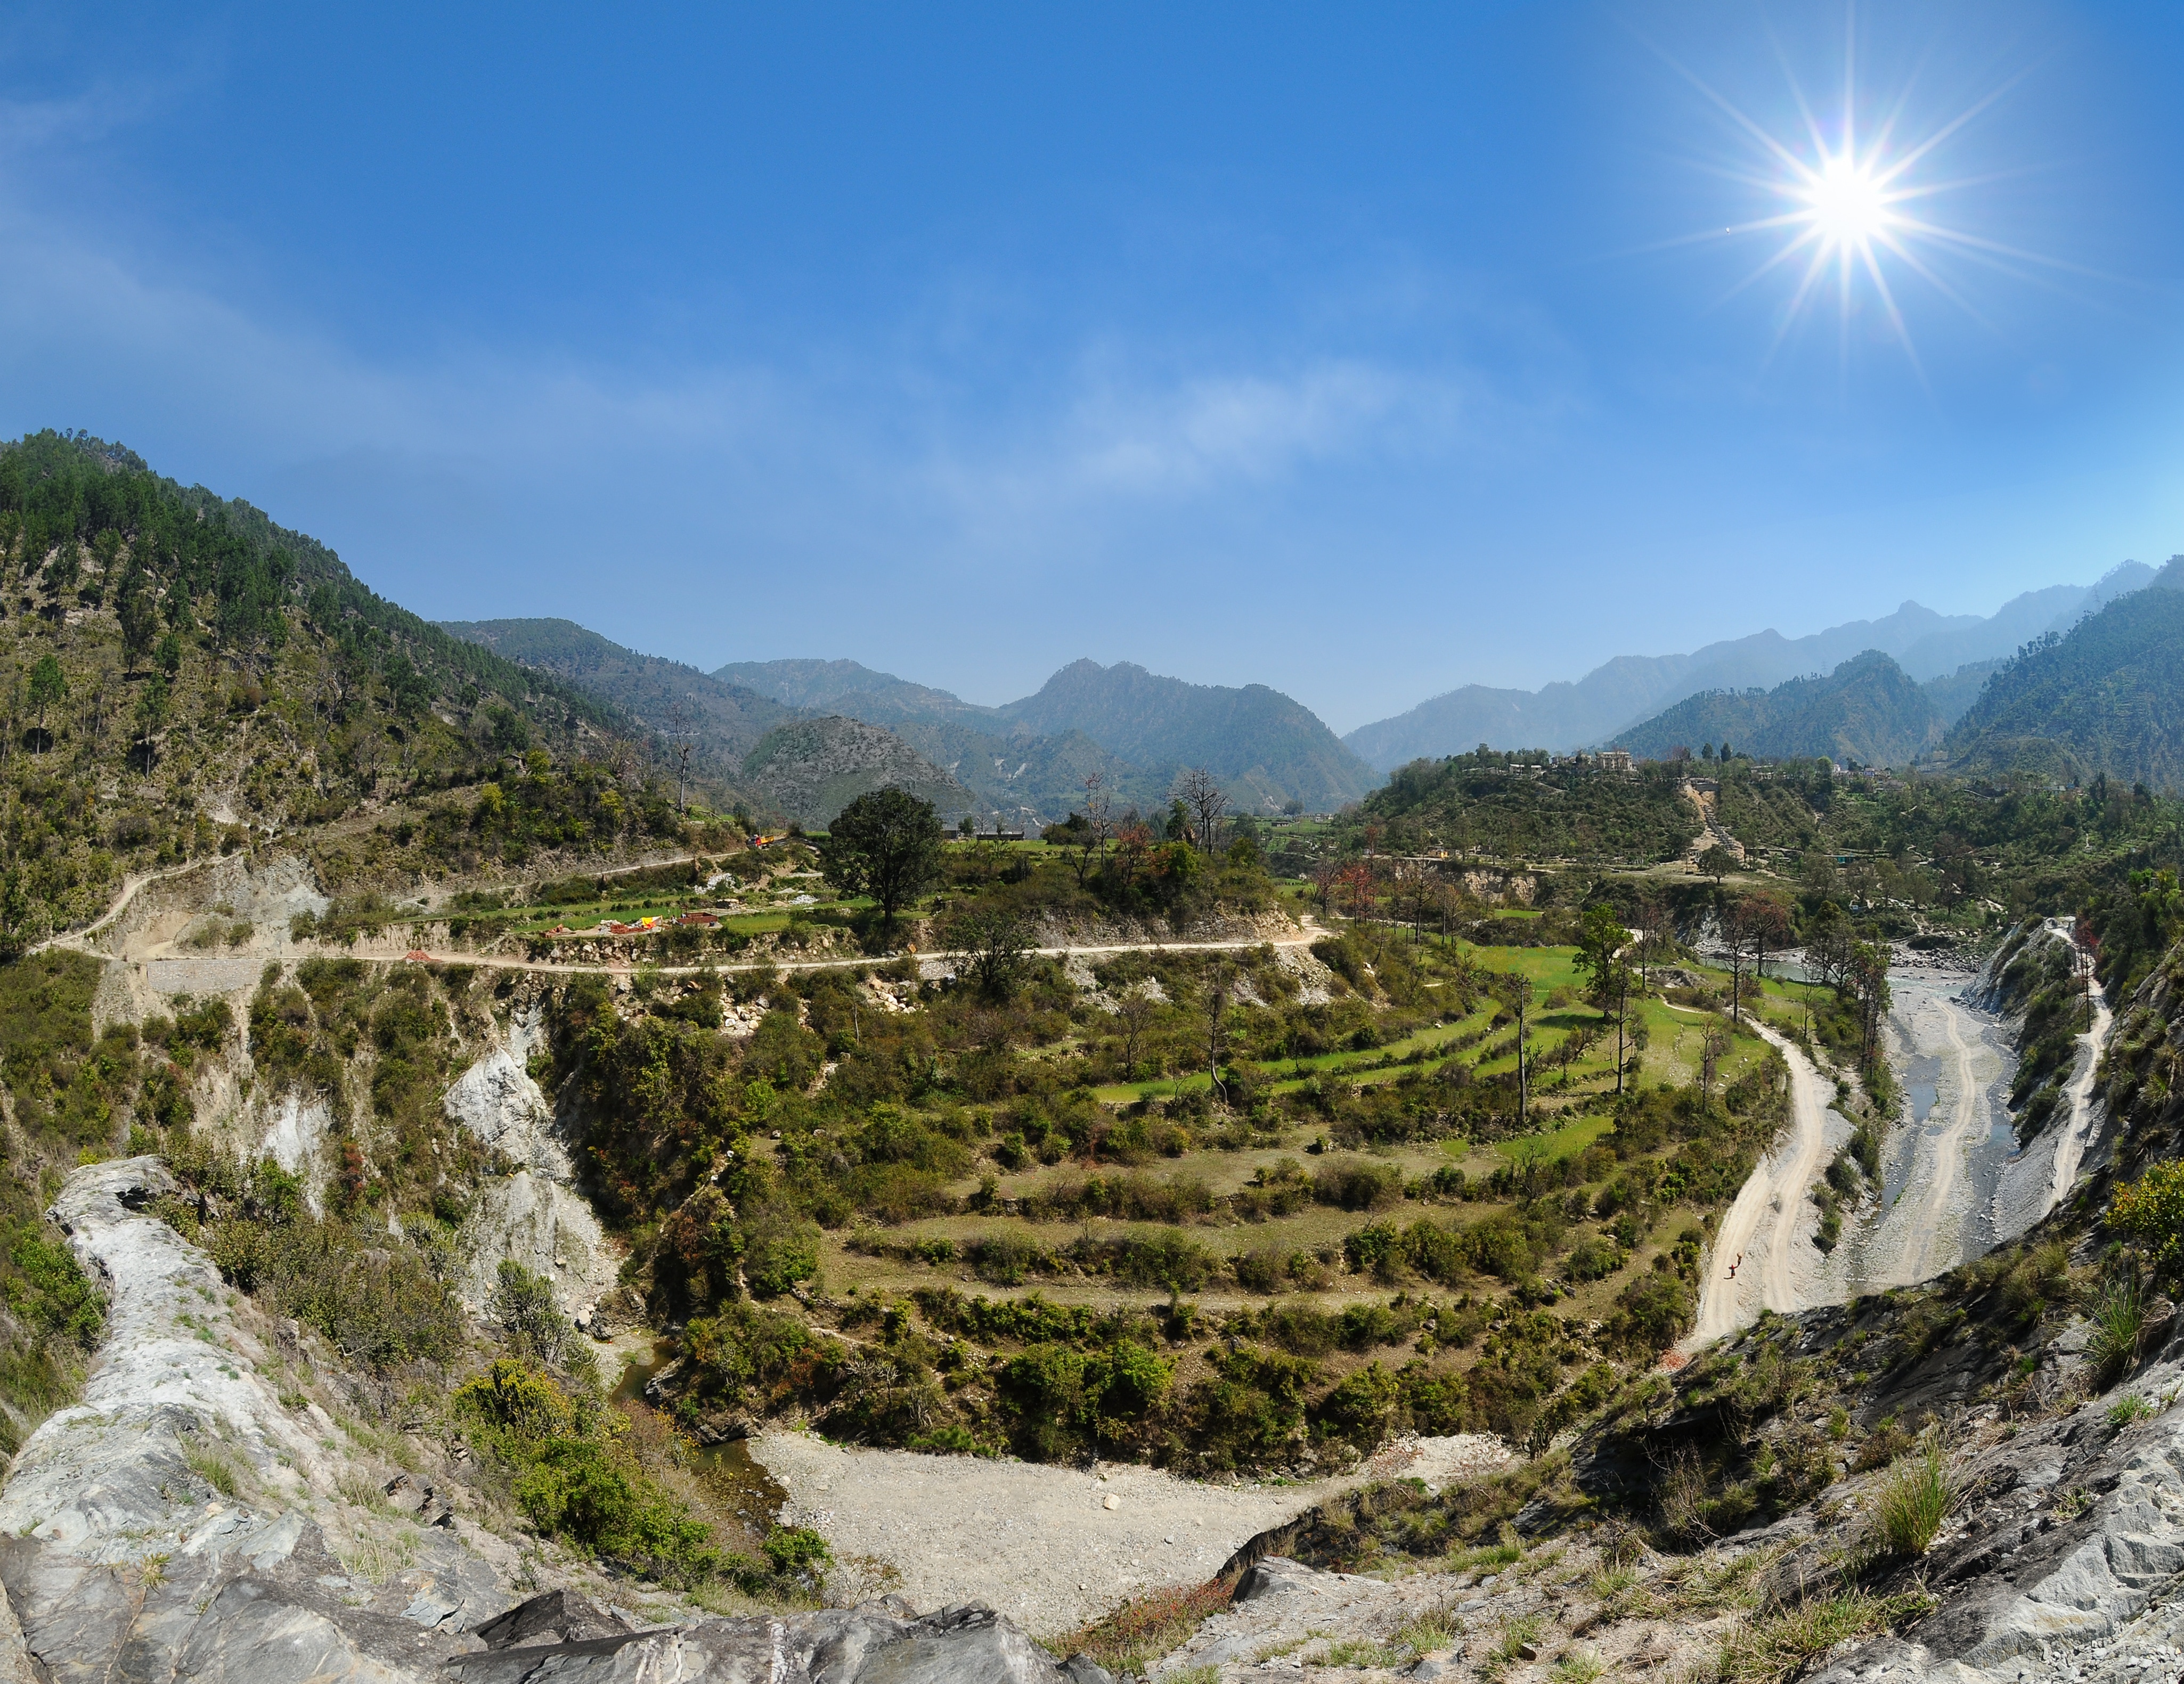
[1871,1446,1954,1558]
[1314,1158,1405,1211]
[2088,1277,2148,1387]
[2110,1161,2184,1279]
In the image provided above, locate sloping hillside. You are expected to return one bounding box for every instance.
[723,653,1374,818]
[446,618,796,758]
[739,716,971,828]
[1921,657,2006,726]
[999,658,1378,813]
[1946,565,2184,788]
[1613,650,1944,766]
[714,657,984,724]
[0,431,682,943]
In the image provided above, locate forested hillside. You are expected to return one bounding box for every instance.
[1350,753,1703,865]
[1947,565,2184,789]
[738,716,971,828]
[0,431,704,945]
[1612,650,1944,767]
[721,659,1159,825]
[444,617,795,769]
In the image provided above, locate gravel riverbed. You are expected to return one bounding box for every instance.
[749,1431,1512,1636]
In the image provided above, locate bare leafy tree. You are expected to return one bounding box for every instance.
[663,694,700,812]
[1175,767,1228,852]
[1113,988,1157,1080]
[1082,771,1114,860]
[1203,959,1233,1105]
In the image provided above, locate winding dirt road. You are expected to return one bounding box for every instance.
[1691,1020,1833,1343]
[2048,968,2113,1207]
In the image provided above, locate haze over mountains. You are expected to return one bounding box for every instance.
[449,553,2184,829]
[1343,563,2158,769]
[719,655,1379,819]
[1617,650,1947,767]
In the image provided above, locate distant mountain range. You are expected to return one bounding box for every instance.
[1343,565,2156,768]
[442,619,973,828]
[719,655,1379,819]
[1600,557,2184,787]
[448,623,1379,827]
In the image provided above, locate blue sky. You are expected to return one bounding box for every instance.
[4,3,2182,733]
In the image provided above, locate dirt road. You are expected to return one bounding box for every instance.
[1690,1020,1833,1343]
[2049,971,2113,1207]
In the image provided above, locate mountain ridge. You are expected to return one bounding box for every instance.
[1346,565,2158,768]
[718,653,1379,816]
[1613,648,1946,766]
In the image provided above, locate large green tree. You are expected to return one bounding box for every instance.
[819,787,943,943]
[26,654,66,751]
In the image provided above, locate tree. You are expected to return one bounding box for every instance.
[950,904,1032,1001]
[820,787,943,943]
[1175,767,1229,852]
[1574,903,1625,999]
[1850,939,1892,1076]
[1698,844,1738,884]
[1802,898,1854,991]
[1203,959,1234,1106]
[1699,1020,1729,1106]
[1632,888,1667,989]
[663,694,699,812]
[118,569,158,670]
[1497,972,1535,1127]
[26,653,64,752]
[1721,895,1754,1026]
[1113,990,1157,1080]
[152,632,183,680]
[135,673,171,773]
[1310,855,1343,917]
[1081,771,1114,861]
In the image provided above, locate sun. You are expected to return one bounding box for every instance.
[1803,151,1893,250]
[1656,21,2064,379]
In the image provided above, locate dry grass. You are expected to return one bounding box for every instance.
[1870,1448,1955,1559]
[1054,1580,1230,1675]
[1709,1589,1937,1684]
[338,1526,419,1585]
[183,1444,241,1499]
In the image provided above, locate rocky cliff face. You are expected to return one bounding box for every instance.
[0,1157,1089,1684]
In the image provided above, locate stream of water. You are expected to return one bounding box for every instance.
[611,1345,789,1550]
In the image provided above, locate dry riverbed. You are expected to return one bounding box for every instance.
[748,1430,1512,1636]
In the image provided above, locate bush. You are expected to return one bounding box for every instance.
[1314,1158,1405,1211]
[1601,1268,1692,1359]
[2110,1161,2184,1279]
[1870,1446,1954,1559]
[2088,1277,2148,1387]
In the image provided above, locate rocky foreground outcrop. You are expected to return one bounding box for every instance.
[0,1159,1087,1684]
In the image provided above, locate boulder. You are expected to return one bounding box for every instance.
[445,1600,1069,1684]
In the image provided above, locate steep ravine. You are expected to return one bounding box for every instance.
[1699,927,2105,1347]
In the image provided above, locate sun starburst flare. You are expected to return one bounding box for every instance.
[1657,15,2083,381]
